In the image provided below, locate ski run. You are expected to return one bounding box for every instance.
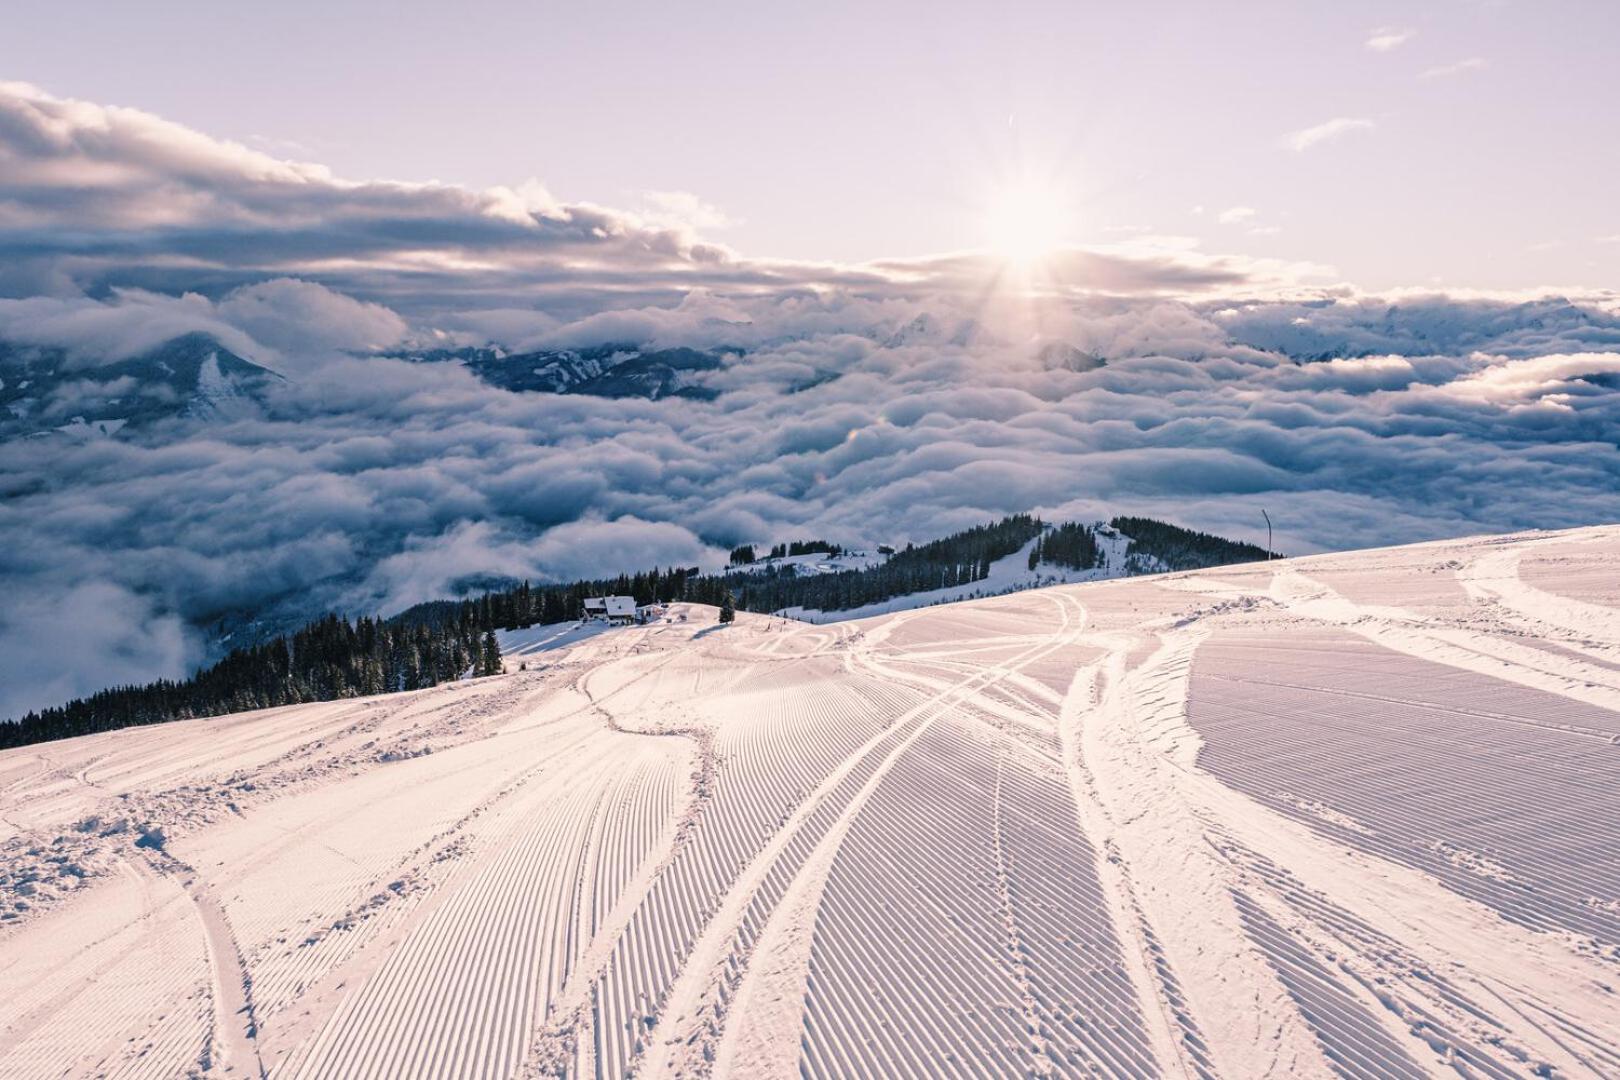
[3,524,1619,1079]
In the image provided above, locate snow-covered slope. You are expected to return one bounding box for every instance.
[3,526,1619,1078]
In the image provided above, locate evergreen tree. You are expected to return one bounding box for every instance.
[719,591,736,624]
[1109,516,1274,571]
[480,631,502,676]
[1040,523,1100,570]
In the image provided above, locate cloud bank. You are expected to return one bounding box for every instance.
[0,82,1294,317]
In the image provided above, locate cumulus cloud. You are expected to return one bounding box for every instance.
[1285,117,1375,152]
[1436,351,1620,406]
[213,279,409,360]
[639,191,737,232]
[1217,207,1257,225]
[0,81,745,313]
[0,290,262,364]
[0,278,409,373]
[0,82,1324,319]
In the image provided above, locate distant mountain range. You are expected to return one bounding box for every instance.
[0,332,280,440]
[388,343,728,400]
[0,329,1122,442]
[390,331,1117,400]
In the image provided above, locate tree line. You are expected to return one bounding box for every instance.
[2,514,1275,748]
[1,614,503,750]
[709,514,1044,615]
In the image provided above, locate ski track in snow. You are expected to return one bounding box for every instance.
[3,525,1620,1078]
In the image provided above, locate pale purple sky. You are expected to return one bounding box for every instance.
[4,0,1617,290]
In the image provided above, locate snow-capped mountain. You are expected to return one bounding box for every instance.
[0,332,281,440]
[392,343,727,400]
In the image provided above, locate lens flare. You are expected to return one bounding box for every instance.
[983,179,1072,265]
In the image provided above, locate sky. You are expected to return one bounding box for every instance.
[2,2,1619,719]
[3,0,1617,290]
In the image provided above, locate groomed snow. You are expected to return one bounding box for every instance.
[2,525,1619,1078]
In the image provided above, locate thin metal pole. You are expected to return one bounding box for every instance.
[1262,509,1273,559]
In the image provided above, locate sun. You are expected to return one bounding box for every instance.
[983,179,1072,265]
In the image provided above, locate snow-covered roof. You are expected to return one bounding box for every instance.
[603,596,636,616]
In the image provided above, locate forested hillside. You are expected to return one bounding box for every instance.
[1111,516,1276,571]
[703,515,1045,614]
[1,515,1276,748]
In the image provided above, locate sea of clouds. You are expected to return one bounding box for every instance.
[2,82,1618,719]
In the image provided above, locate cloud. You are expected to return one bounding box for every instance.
[0,582,197,723]
[0,82,1328,320]
[639,190,737,232]
[1420,57,1488,79]
[1365,26,1416,51]
[1435,351,1620,405]
[0,81,747,314]
[0,290,260,364]
[214,279,409,360]
[5,283,1620,720]
[0,278,408,373]
[1285,118,1376,152]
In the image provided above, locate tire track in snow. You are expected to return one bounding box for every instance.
[1081,606,1620,1078]
[1269,566,1620,715]
[518,653,716,1074]
[988,746,1057,1077]
[702,590,1095,1080]
[1063,627,1336,1080]
[133,849,266,1078]
[1081,622,1554,1079]
[1057,649,1219,1080]
[1460,545,1620,661]
[525,755,685,1078]
[273,653,688,1078]
[1193,638,1620,945]
[635,591,1086,1079]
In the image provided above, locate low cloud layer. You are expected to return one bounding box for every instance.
[2,83,1618,720]
[5,284,1619,719]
